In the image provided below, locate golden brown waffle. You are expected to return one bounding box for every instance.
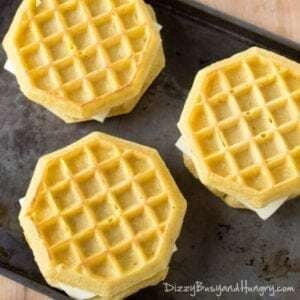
[3,0,164,122]
[178,47,300,209]
[19,132,186,298]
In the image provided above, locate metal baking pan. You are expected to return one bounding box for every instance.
[0,0,299,299]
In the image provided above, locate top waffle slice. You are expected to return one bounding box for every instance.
[19,132,186,298]
[178,47,300,208]
[3,0,163,121]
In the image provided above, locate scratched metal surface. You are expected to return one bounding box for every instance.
[0,0,299,299]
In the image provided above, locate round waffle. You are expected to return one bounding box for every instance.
[178,47,300,209]
[19,132,186,298]
[3,0,165,122]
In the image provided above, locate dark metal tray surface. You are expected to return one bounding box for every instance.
[0,0,299,299]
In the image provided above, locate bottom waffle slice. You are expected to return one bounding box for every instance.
[47,268,168,300]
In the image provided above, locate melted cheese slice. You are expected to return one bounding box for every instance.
[55,283,96,300]
[92,107,111,123]
[4,60,15,74]
[176,136,288,220]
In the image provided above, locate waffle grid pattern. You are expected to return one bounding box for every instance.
[189,53,300,191]
[17,0,151,104]
[29,139,172,278]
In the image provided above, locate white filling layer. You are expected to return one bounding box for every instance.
[19,197,25,207]
[56,283,96,300]
[176,136,288,220]
[92,107,110,122]
[155,23,163,32]
[4,59,110,122]
[238,196,287,220]
[4,60,16,74]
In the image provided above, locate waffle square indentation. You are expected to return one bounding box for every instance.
[268,159,297,184]
[46,36,71,60]
[221,122,249,146]
[62,3,87,27]
[139,175,163,198]
[127,209,155,234]
[85,0,112,17]
[77,232,105,257]
[89,141,117,163]
[17,23,37,48]
[77,172,104,199]
[64,150,92,174]
[259,79,285,102]
[45,161,67,187]
[207,154,232,177]
[128,27,147,52]
[197,130,223,156]
[281,71,300,93]
[94,16,120,40]
[138,233,160,260]
[33,193,57,222]
[51,183,81,210]
[64,81,94,103]
[211,96,236,122]
[41,220,70,246]
[257,133,282,159]
[101,221,128,246]
[282,125,300,150]
[36,12,61,37]
[71,26,97,50]
[149,197,171,223]
[22,45,49,70]
[124,152,150,175]
[242,168,271,191]
[118,5,141,30]
[52,244,80,267]
[88,257,118,278]
[246,110,273,136]
[104,38,131,63]
[89,196,117,222]
[114,245,141,273]
[235,87,259,112]
[204,72,224,98]
[102,161,128,186]
[189,104,209,131]
[80,49,105,73]
[233,145,256,169]
[114,184,143,210]
[246,56,272,79]
[64,209,92,234]
[224,64,249,87]
[56,59,82,83]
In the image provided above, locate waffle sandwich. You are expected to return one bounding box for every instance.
[3,0,165,123]
[19,132,186,298]
[177,47,300,220]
